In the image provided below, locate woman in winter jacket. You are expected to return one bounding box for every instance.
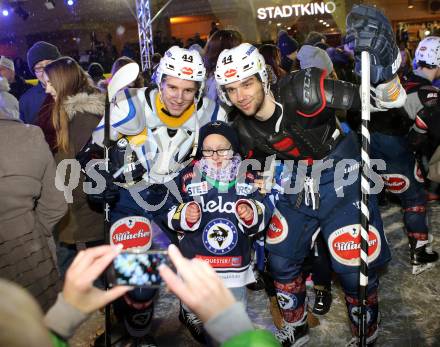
[0,108,67,311]
[43,57,105,274]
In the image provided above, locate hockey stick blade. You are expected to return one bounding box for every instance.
[108,62,140,102]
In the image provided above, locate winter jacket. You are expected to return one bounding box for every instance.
[19,82,47,124]
[54,92,105,244]
[9,75,32,100]
[0,110,67,311]
[0,76,19,120]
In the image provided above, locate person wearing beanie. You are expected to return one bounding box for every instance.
[297,45,335,78]
[277,30,299,72]
[19,41,61,125]
[87,62,105,85]
[0,56,31,100]
[156,120,273,343]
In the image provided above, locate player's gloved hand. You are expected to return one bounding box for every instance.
[84,159,120,205]
[370,75,407,110]
[346,4,401,85]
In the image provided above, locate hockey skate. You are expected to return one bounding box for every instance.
[409,235,439,275]
[178,304,206,344]
[312,286,332,316]
[274,314,309,347]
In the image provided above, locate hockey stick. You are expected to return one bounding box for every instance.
[359,51,371,347]
[103,62,140,347]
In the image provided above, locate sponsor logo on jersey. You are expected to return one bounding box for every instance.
[266,209,288,244]
[276,291,298,310]
[328,224,381,267]
[236,183,253,196]
[200,196,235,214]
[414,162,425,183]
[187,181,209,196]
[203,218,238,255]
[195,255,242,268]
[382,174,409,194]
[224,69,237,78]
[181,67,193,75]
[110,216,152,251]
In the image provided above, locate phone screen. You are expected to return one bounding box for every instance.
[109,250,170,288]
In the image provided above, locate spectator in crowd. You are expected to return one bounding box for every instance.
[19,41,61,125]
[204,29,242,101]
[209,21,219,38]
[0,56,31,99]
[0,103,67,311]
[297,44,337,79]
[14,56,32,79]
[398,44,413,82]
[0,76,19,120]
[304,31,327,46]
[87,62,105,86]
[43,56,105,276]
[19,41,62,152]
[259,44,286,85]
[277,30,299,73]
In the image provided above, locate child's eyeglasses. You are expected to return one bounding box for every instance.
[201,147,233,157]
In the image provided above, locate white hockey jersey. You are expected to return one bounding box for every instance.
[92,87,226,183]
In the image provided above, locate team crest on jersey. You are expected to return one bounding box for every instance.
[203,218,238,255]
[414,162,425,183]
[382,174,410,194]
[110,216,152,251]
[266,209,288,244]
[328,224,381,267]
[276,291,298,310]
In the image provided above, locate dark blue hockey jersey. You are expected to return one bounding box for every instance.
[160,163,273,288]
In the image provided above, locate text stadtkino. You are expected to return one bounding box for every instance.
[257,2,336,20]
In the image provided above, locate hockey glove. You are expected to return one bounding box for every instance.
[346,4,401,85]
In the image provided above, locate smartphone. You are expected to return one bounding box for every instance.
[108,250,170,288]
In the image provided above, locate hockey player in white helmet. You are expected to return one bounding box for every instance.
[215,5,407,347]
[90,46,226,346]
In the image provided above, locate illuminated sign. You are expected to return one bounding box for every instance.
[257,2,337,20]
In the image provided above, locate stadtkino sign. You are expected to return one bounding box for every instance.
[257,2,337,20]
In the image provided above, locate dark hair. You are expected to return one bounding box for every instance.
[259,44,286,80]
[304,31,326,46]
[204,30,243,75]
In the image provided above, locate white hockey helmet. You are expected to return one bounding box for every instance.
[215,43,269,106]
[415,36,440,68]
[156,46,206,101]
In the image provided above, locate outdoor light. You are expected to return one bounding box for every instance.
[67,0,74,6]
[408,0,414,8]
[2,9,8,16]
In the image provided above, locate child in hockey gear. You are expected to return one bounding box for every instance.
[159,121,273,343]
[214,4,405,344]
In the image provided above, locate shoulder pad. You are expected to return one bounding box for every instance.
[418,85,440,108]
[290,67,327,117]
[110,88,147,134]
